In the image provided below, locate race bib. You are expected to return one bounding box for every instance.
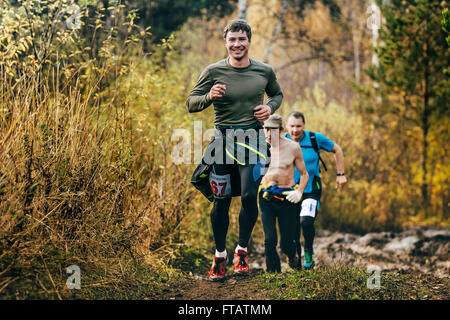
[300,198,317,218]
[209,172,231,197]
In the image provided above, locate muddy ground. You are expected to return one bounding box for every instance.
[158,227,449,300]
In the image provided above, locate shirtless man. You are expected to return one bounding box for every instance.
[259,114,309,272]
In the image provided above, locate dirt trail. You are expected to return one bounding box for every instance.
[312,226,450,278]
[159,227,450,300]
[159,242,292,300]
[162,270,267,300]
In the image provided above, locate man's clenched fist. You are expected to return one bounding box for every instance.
[253,104,271,122]
[208,84,226,100]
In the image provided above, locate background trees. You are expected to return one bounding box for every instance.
[365,0,449,218]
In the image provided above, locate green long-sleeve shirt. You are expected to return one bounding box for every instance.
[186,58,283,127]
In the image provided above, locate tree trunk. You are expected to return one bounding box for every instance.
[353,37,361,83]
[369,0,380,66]
[351,10,362,84]
[422,39,430,209]
[264,0,288,63]
[238,0,247,20]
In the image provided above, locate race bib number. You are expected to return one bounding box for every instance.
[300,198,317,218]
[209,172,231,197]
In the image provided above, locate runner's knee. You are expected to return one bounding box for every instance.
[240,189,258,224]
[210,198,231,219]
[241,188,257,205]
[300,216,315,229]
[264,231,277,251]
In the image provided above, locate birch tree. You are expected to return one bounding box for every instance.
[264,0,288,63]
[238,0,247,20]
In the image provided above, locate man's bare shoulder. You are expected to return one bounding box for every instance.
[282,137,301,150]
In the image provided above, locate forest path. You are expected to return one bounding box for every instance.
[157,227,450,300]
[162,269,267,300]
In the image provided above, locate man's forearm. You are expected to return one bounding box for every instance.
[266,91,283,114]
[334,144,345,173]
[186,93,212,113]
[186,67,213,113]
[298,170,309,193]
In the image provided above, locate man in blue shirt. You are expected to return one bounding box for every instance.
[284,111,347,269]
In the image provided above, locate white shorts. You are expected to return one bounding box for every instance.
[300,198,318,218]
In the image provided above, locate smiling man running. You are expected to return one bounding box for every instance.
[186,20,284,281]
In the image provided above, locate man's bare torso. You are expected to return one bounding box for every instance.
[261,137,299,187]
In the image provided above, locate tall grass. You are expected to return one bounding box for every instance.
[0,1,192,299]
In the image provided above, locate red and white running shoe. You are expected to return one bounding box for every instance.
[209,257,227,281]
[233,249,249,274]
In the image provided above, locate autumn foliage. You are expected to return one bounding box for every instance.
[0,0,448,298]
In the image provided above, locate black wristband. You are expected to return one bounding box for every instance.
[336,173,345,176]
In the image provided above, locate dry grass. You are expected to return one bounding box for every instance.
[0,3,192,297]
[0,63,193,298]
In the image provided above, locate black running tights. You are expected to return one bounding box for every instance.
[294,215,316,257]
[210,163,259,252]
